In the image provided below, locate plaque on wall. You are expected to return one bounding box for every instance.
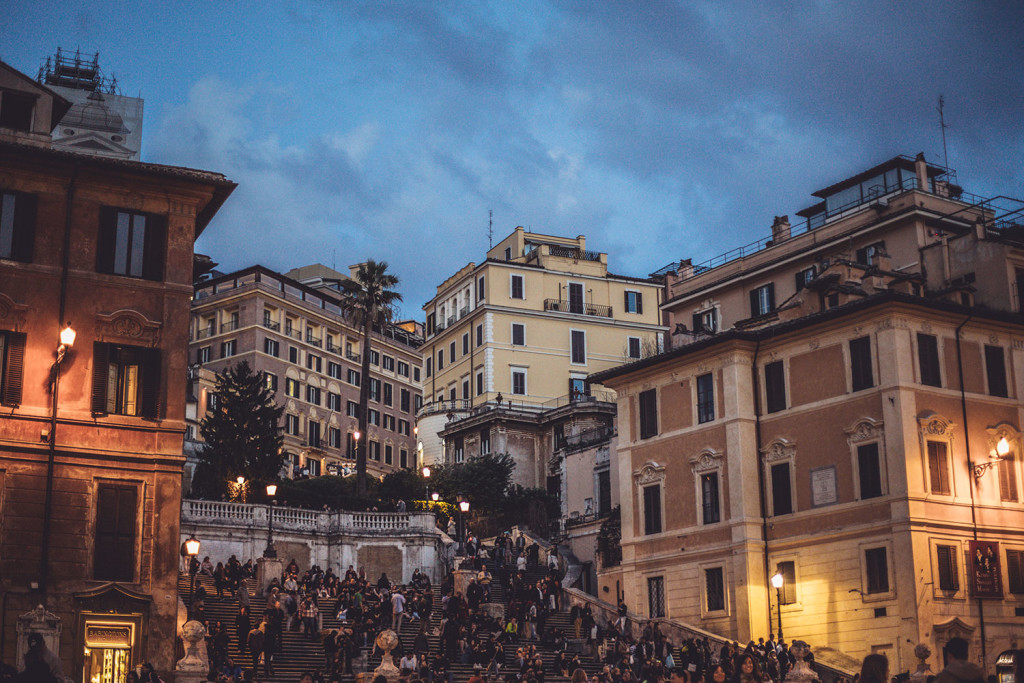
[969,540,1003,598]
[810,465,838,507]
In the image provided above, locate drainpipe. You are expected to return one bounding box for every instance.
[40,162,79,594]
[752,338,771,634]
[955,315,986,665]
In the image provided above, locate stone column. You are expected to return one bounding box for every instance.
[453,568,475,598]
[257,556,284,596]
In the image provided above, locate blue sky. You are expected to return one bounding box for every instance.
[4,1,1023,318]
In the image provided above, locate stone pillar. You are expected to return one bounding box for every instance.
[16,605,61,673]
[453,568,475,598]
[784,641,819,683]
[175,620,208,683]
[257,556,284,596]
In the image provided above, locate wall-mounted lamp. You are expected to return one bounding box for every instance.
[974,436,1011,480]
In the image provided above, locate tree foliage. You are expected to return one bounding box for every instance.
[339,260,402,497]
[192,360,285,499]
[429,452,516,513]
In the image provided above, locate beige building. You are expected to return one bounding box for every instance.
[593,154,1024,674]
[418,227,665,488]
[188,264,423,480]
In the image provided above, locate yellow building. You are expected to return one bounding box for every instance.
[592,154,1024,674]
[418,227,665,487]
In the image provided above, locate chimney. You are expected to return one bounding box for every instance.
[676,258,694,280]
[915,152,928,191]
[771,215,791,243]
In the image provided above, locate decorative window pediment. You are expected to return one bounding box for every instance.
[985,422,1021,453]
[97,309,162,348]
[917,411,955,441]
[690,449,724,474]
[846,417,884,444]
[0,292,28,330]
[633,461,666,487]
[762,438,796,462]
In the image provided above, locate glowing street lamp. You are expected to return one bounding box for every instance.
[186,534,201,601]
[264,483,278,558]
[771,570,784,642]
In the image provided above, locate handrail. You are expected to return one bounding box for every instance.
[543,299,613,318]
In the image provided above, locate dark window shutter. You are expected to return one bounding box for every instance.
[937,546,959,591]
[624,291,630,312]
[636,292,643,314]
[1008,551,1024,594]
[771,462,792,515]
[1,332,26,406]
[692,313,702,334]
[94,484,137,581]
[96,207,117,274]
[11,193,37,263]
[928,441,949,494]
[750,289,759,317]
[142,214,166,281]
[858,443,882,498]
[140,348,161,418]
[767,283,775,310]
[985,345,1008,397]
[91,342,110,414]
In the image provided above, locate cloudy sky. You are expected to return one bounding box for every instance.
[5,1,1022,317]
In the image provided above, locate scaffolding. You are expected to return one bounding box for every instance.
[37,47,121,95]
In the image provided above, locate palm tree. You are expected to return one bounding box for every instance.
[340,260,402,496]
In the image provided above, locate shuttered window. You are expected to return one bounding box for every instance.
[764,361,786,413]
[778,561,797,604]
[850,336,874,391]
[1007,550,1024,594]
[771,462,793,515]
[638,389,658,439]
[917,333,941,387]
[94,484,138,582]
[928,441,950,495]
[91,343,161,418]
[998,453,1019,502]
[858,443,883,499]
[0,190,37,263]
[96,207,166,281]
[0,331,27,407]
[937,545,959,591]
[985,345,1008,398]
[643,484,662,535]
[865,547,889,593]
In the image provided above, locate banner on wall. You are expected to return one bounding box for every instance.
[969,540,1003,598]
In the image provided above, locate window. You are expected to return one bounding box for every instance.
[771,462,793,515]
[764,361,786,413]
[480,428,490,455]
[705,567,725,612]
[795,266,816,291]
[347,432,357,458]
[384,414,395,431]
[918,333,941,387]
[97,208,165,281]
[206,392,219,412]
[329,427,342,449]
[701,472,721,524]
[454,436,465,462]
[694,373,715,423]
[476,324,483,347]
[597,469,611,514]
[347,400,359,417]
[264,373,278,392]
[462,333,469,355]
[449,385,456,402]
[504,247,512,261]
[308,421,321,447]
[856,242,885,266]
[347,368,360,386]
[462,378,470,399]
[367,409,380,426]
[369,378,381,402]
[306,354,322,373]
[425,358,432,377]
[865,547,889,593]
[449,341,456,363]
[647,576,665,617]
[400,389,411,413]
[570,330,586,364]
[0,191,36,262]
[326,392,341,411]
[285,414,300,436]
[750,283,775,316]
[512,368,526,395]
[510,274,524,299]
[397,361,409,377]
[628,337,641,359]
[643,484,662,535]
[426,313,436,336]
[220,339,236,358]
[937,545,960,591]
[0,91,35,132]
[625,291,644,314]
[858,443,883,499]
[850,336,874,391]
[477,275,485,301]
[385,444,393,465]
[437,349,445,370]
[1007,550,1024,594]
[197,346,210,364]
[413,366,421,382]
[306,385,321,405]
[286,378,300,398]
[998,451,1019,503]
[382,355,395,371]
[94,484,137,581]
[264,337,280,357]
[328,361,342,379]
[398,419,410,436]
[928,441,951,495]
[476,371,484,396]
[415,395,423,411]
[369,350,380,366]
[383,382,393,406]
[777,561,797,604]
[692,309,717,334]
[638,389,658,439]
[91,343,160,418]
[511,323,525,346]
[400,449,409,468]
[986,345,1008,397]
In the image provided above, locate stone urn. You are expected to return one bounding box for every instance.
[785,641,820,683]
[909,644,933,683]
[176,620,208,674]
[372,629,400,682]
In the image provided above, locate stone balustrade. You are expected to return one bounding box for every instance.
[181,499,436,535]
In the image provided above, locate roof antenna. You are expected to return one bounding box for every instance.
[488,209,494,248]
[937,95,949,169]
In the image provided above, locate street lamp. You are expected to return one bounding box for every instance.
[186,534,201,602]
[771,570,784,643]
[431,492,439,502]
[457,495,471,555]
[422,465,431,501]
[264,483,278,558]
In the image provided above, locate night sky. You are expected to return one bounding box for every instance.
[4,1,1023,318]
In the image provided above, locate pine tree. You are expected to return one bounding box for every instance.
[193,360,285,498]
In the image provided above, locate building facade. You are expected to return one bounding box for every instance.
[188,264,423,480]
[593,154,1024,674]
[0,60,234,678]
[419,227,665,487]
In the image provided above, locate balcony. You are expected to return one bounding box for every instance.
[263,320,281,331]
[346,351,361,363]
[195,327,215,340]
[220,320,239,333]
[284,326,301,340]
[326,341,338,353]
[549,246,601,261]
[543,299,613,318]
[306,333,322,347]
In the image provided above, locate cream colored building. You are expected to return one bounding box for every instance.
[418,227,666,487]
[593,154,1024,674]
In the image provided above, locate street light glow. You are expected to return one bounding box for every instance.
[422,466,431,478]
[266,483,277,497]
[459,500,470,513]
[431,492,439,501]
[59,323,76,348]
[997,437,1011,456]
[184,534,200,556]
[771,571,784,589]
[236,476,246,485]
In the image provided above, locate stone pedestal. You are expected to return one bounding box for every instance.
[479,602,505,622]
[357,630,399,683]
[453,568,475,598]
[175,620,208,683]
[257,556,284,596]
[16,605,61,673]
[909,644,933,683]
[784,641,819,683]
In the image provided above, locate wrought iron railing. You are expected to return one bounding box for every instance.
[543,299,612,317]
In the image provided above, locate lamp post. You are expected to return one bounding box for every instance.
[458,496,471,555]
[422,465,431,502]
[264,483,278,558]
[186,534,201,603]
[40,323,76,593]
[771,570,784,643]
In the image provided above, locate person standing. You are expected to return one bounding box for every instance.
[392,588,407,632]
[934,638,986,683]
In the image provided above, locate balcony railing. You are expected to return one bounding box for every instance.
[263,320,280,331]
[549,246,601,261]
[306,333,322,347]
[195,327,215,340]
[220,320,239,333]
[326,341,338,353]
[543,299,612,318]
[284,326,301,340]
[346,351,361,363]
